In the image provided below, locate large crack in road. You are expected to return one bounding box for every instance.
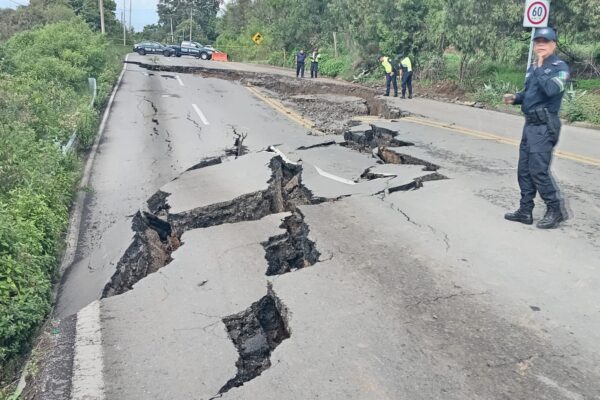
[215,284,290,397]
[55,62,469,399]
[125,60,410,132]
[103,154,328,296]
[25,58,600,400]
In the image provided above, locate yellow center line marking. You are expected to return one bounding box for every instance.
[246,85,326,135]
[401,116,600,167]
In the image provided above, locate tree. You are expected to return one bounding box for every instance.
[157,0,222,42]
[0,0,76,41]
[68,0,120,33]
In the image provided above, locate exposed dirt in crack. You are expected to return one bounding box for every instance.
[102,211,179,297]
[343,124,415,150]
[379,172,449,194]
[262,210,320,276]
[103,155,328,297]
[216,285,290,396]
[376,146,440,171]
[164,156,321,237]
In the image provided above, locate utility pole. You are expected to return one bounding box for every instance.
[189,8,193,41]
[129,0,132,30]
[122,9,126,45]
[170,16,174,43]
[98,0,105,34]
[333,32,338,58]
[122,0,126,46]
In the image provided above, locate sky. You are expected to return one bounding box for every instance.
[0,0,230,31]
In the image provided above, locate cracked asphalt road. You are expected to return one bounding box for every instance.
[39,54,600,400]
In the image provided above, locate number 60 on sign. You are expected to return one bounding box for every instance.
[523,0,550,28]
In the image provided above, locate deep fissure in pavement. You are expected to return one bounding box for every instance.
[374,172,449,195]
[377,146,440,171]
[127,61,410,128]
[166,156,320,236]
[103,155,326,296]
[262,210,320,276]
[343,124,415,150]
[102,211,179,297]
[217,286,290,395]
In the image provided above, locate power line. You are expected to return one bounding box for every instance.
[3,0,28,7]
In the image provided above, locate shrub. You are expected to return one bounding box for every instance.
[0,19,123,373]
[318,53,352,78]
[562,90,600,125]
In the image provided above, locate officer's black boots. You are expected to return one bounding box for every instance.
[504,209,533,225]
[537,207,565,229]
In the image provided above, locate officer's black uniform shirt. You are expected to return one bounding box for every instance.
[514,54,569,114]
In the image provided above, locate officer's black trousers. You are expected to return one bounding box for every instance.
[296,62,305,77]
[310,62,318,78]
[401,71,412,97]
[517,123,561,211]
[386,73,398,96]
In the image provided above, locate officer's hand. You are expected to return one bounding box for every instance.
[536,54,545,68]
[503,94,516,105]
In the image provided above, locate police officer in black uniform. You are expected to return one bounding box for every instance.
[503,27,569,229]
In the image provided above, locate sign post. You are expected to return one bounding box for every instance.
[523,0,550,76]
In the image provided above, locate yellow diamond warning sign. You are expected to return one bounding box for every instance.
[252,32,263,45]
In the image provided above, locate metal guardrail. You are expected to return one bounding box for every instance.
[62,77,97,154]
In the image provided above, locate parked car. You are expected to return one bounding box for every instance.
[166,41,213,60]
[133,41,173,56]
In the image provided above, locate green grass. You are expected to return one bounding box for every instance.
[574,78,600,91]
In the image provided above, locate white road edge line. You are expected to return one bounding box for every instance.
[192,103,210,125]
[71,301,105,400]
[314,166,356,185]
[176,75,184,86]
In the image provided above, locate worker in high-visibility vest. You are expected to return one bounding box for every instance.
[398,53,413,99]
[378,55,398,97]
[310,49,321,78]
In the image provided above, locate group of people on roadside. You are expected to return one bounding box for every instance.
[378,53,413,98]
[295,49,321,78]
[294,47,413,99]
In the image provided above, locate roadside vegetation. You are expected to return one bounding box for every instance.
[211,0,600,125]
[132,0,599,124]
[0,1,125,394]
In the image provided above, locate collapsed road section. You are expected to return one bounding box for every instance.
[92,125,452,397]
[125,60,409,132]
[103,152,323,296]
[104,118,452,296]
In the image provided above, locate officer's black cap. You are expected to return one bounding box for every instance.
[533,27,557,42]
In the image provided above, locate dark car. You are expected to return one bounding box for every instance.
[133,41,173,56]
[166,41,213,60]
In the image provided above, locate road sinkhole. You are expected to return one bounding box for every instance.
[217,285,290,396]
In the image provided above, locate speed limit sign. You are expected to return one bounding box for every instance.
[523,0,550,28]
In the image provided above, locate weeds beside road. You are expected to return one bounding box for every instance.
[0,20,124,394]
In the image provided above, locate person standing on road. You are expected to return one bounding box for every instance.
[296,50,307,78]
[310,48,321,78]
[503,27,570,229]
[398,53,413,99]
[378,55,398,97]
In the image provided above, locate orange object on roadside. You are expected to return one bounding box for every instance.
[211,52,228,62]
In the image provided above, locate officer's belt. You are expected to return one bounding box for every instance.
[524,108,557,125]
